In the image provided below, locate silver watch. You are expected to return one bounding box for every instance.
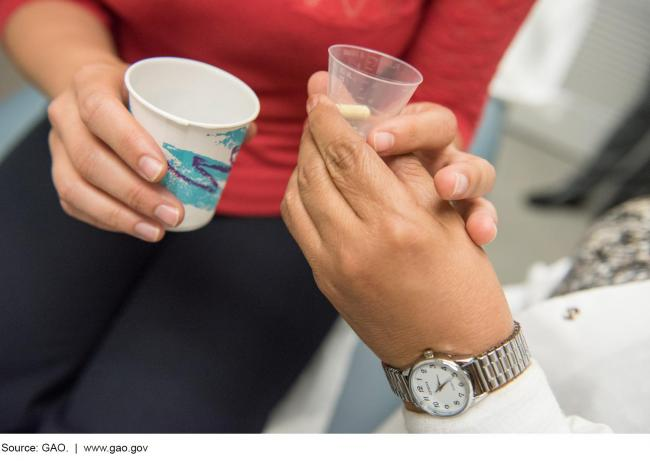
[382,322,531,417]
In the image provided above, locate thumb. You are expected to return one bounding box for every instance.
[307,71,329,97]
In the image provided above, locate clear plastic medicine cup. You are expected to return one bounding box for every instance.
[328,44,423,136]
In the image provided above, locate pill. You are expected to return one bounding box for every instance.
[336,104,371,121]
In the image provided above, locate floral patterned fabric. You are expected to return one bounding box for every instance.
[554,196,650,296]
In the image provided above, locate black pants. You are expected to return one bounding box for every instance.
[0,119,337,433]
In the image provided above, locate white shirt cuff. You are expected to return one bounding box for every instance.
[403,359,573,433]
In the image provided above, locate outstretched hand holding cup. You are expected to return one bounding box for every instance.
[323,45,499,245]
[125,57,260,231]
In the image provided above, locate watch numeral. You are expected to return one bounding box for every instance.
[444,404,449,409]
[420,369,428,374]
[423,396,430,401]
[452,372,457,377]
[459,393,465,398]
[429,364,435,368]
[441,366,447,371]
[433,402,440,407]
[454,401,460,406]
[417,385,424,392]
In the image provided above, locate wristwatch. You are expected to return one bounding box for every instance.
[382,322,531,417]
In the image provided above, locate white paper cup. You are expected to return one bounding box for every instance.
[125,57,260,231]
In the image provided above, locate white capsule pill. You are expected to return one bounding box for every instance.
[336,103,371,121]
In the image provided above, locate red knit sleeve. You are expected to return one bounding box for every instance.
[406,0,534,145]
[0,0,111,36]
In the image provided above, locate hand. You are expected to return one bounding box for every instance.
[47,60,257,242]
[282,95,512,369]
[307,72,498,246]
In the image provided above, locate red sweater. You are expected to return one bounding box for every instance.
[1,0,533,216]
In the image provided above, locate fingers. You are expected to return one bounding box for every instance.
[281,169,322,259]
[245,122,258,141]
[307,71,329,97]
[306,94,408,219]
[384,154,437,210]
[452,197,498,245]
[50,130,165,242]
[432,149,496,200]
[58,199,113,232]
[367,102,458,155]
[72,63,168,182]
[49,94,184,228]
[364,101,496,200]
[295,125,360,237]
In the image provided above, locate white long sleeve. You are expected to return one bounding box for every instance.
[402,360,611,433]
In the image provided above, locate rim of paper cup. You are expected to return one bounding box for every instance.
[328,44,423,87]
[124,57,260,129]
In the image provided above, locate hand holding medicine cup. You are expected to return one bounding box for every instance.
[47,59,257,242]
[281,95,513,380]
[307,71,498,246]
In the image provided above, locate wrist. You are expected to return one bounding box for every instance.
[380,290,513,370]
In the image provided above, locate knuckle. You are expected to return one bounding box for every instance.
[384,217,422,249]
[124,184,149,211]
[58,199,73,216]
[479,197,498,222]
[73,146,100,180]
[73,64,98,88]
[280,196,291,222]
[336,250,365,279]
[415,101,438,113]
[391,154,426,179]
[481,158,496,180]
[476,158,496,190]
[79,89,110,125]
[115,127,141,158]
[324,137,363,171]
[54,177,76,203]
[104,206,125,230]
[47,130,57,151]
[46,99,60,124]
[296,162,324,191]
[435,107,458,144]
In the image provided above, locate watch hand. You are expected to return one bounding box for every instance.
[439,378,453,392]
[435,375,442,392]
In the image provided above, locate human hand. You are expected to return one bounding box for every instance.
[281,95,512,369]
[308,71,498,246]
[47,60,256,241]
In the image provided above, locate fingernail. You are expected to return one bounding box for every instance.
[373,132,395,152]
[452,173,469,197]
[134,222,161,242]
[154,204,181,227]
[138,156,164,181]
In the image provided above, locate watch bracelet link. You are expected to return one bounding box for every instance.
[382,322,531,403]
[383,362,415,403]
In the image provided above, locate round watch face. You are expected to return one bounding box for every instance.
[409,358,473,417]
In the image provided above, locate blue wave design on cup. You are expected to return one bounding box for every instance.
[160,126,247,211]
[161,143,232,211]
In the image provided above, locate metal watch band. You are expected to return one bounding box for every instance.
[466,322,531,395]
[382,321,531,403]
[382,363,414,403]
